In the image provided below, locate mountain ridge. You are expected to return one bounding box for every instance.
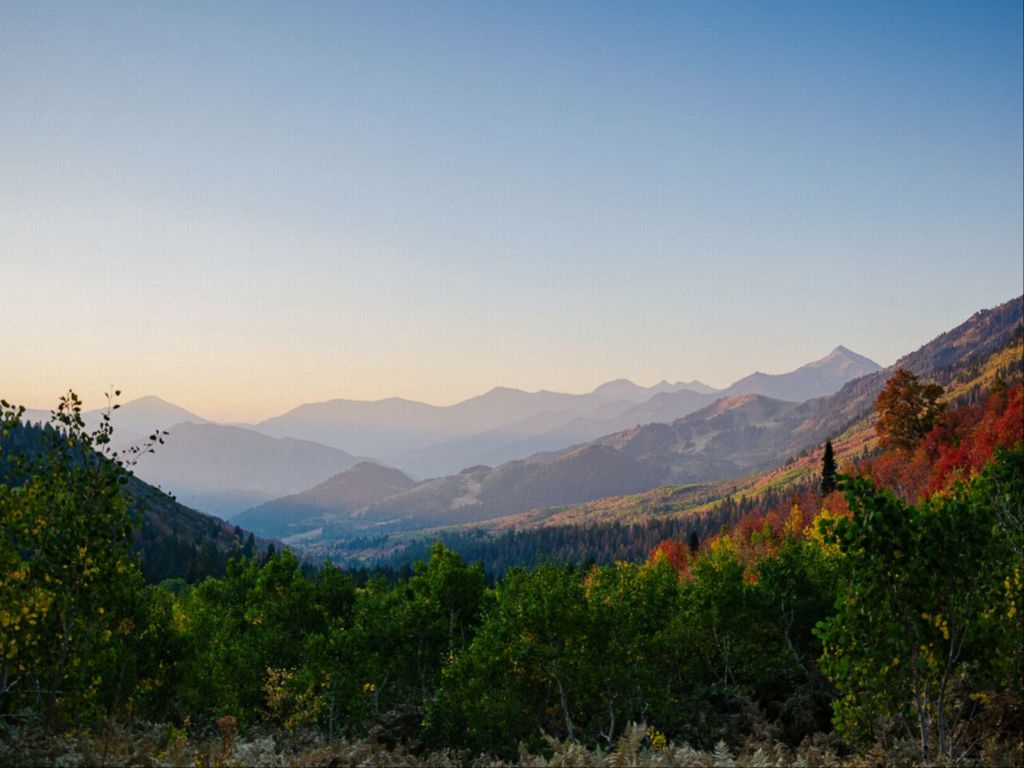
[249,347,879,476]
[234,461,419,538]
[238,296,1020,545]
[720,345,881,402]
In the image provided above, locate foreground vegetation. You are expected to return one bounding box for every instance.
[1,375,1021,765]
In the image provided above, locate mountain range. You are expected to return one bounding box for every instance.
[250,346,879,478]
[112,344,879,521]
[234,296,1021,543]
[9,296,1019,569]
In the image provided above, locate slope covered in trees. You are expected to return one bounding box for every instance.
[1,397,270,584]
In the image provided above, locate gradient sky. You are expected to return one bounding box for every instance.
[2,1,1022,422]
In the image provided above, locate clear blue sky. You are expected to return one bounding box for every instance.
[2,1,1022,421]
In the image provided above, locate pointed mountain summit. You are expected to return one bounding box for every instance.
[84,395,208,444]
[722,346,881,403]
[806,345,880,372]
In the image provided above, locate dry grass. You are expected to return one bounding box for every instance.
[2,720,1019,767]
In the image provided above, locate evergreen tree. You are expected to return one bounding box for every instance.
[820,439,837,496]
[242,531,255,559]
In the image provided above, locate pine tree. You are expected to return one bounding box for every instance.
[821,439,837,496]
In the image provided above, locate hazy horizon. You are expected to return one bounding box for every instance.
[3,2,1022,423]
[0,333,963,424]
[9,339,880,423]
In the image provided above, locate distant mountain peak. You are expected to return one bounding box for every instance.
[677,379,718,394]
[723,346,881,402]
[234,459,420,536]
[833,346,862,359]
[124,394,176,406]
[88,395,209,436]
[485,386,520,395]
[590,379,648,401]
[345,460,407,476]
[802,345,881,372]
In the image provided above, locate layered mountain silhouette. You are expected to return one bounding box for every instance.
[248,347,877,478]
[64,344,880,522]
[402,346,879,475]
[23,298,1018,567]
[250,381,704,476]
[237,296,1020,541]
[126,422,368,519]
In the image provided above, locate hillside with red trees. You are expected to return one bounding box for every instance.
[654,372,1023,580]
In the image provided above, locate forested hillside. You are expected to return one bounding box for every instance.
[2,396,270,583]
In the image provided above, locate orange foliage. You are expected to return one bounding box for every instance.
[860,382,1023,502]
[651,486,827,581]
[647,382,1021,575]
[652,539,691,578]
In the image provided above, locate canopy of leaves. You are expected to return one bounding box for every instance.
[875,369,945,451]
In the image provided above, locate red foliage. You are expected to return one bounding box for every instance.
[652,539,691,577]
[647,382,1021,572]
[860,382,1023,501]
[730,383,1021,557]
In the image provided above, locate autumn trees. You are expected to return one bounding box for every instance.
[808,372,1024,762]
[875,369,945,450]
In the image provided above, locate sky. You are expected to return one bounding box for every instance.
[2,1,1022,423]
